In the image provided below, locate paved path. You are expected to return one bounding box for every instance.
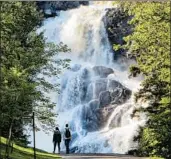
[60,154,147,159]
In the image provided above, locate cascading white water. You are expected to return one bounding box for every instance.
[35,3,147,153]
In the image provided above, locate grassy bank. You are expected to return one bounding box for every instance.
[0,137,60,159]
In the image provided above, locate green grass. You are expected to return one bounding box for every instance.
[0,137,61,159]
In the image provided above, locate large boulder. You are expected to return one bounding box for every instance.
[93,66,114,78]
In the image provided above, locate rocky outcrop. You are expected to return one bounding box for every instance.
[86,77,131,104]
[104,8,131,44]
[60,65,132,132]
[103,7,131,60]
[81,76,131,131]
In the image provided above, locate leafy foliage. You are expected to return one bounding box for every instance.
[0,1,70,146]
[114,2,171,158]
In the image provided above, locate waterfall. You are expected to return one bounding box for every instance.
[35,3,147,154]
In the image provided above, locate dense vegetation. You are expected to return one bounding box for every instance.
[0,1,69,157]
[113,2,170,158]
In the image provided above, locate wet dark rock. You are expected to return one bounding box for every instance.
[78,68,91,102]
[94,79,108,98]
[95,108,112,128]
[88,99,100,111]
[110,87,132,104]
[81,104,100,131]
[37,1,89,17]
[93,66,114,78]
[99,91,111,107]
[85,83,93,101]
[81,104,118,131]
[60,65,132,133]
[37,1,89,11]
[70,146,79,153]
[104,8,130,44]
[85,78,107,101]
[107,79,121,90]
[80,68,90,79]
[103,7,132,60]
[81,75,132,131]
[70,132,78,142]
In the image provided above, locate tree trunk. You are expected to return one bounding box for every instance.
[5,119,13,159]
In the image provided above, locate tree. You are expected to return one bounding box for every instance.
[0,2,70,156]
[114,2,170,158]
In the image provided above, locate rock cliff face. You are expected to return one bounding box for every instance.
[104,8,131,44]
[103,7,131,60]
[37,1,89,17]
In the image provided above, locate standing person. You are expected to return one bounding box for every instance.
[53,127,61,154]
[64,124,71,154]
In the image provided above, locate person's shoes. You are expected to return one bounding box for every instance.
[53,151,55,154]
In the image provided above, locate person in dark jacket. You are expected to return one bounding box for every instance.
[53,127,61,154]
[64,124,71,154]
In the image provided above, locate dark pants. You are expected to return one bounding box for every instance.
[53,141,60,153]
[65,139,70,154]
